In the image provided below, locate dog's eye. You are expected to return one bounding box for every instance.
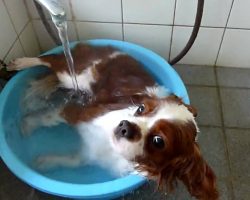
[152,135,165,149]
[136,104,145,115]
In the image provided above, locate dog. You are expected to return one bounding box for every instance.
[8,43,219,200]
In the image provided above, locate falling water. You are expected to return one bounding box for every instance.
[51,13,79,93]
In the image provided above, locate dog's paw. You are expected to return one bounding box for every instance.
[7,57,41,71]
[34,155,58,171]
[7,58,28,71]
[20,116,37,137]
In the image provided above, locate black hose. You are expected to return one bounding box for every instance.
[169,0,204,65]
[34,0,61,45]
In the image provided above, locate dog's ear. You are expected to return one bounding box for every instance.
[185,104,198,117]
[159,143,219,200]
[165,95,198,117]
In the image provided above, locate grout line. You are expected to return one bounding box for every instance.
[23,0,42,53]
[29,20,42,53]
[199,125,223,129]
[169,0,178,60]
[186,84,250,90]
[217,85,250,90]
[121,0,125,41]
[226,26,250,31]
[223,126,250,130]
[125,22,177,27]
[69,0,80,41]
[2,21,30,61]
[23,0,32,21]
[186,84,217,88]
[214,65,235,200]
[28,18,250,31]
[177,63,250,71]
[2,37,19,62]
[2,0,28,57]
[15,21,31,57]
[214,0,235,66]
[31,20,44,53]
[198,125,250,131]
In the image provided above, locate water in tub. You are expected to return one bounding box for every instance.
[4,16,117,184]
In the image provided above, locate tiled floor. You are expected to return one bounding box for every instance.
[0,65,250,200]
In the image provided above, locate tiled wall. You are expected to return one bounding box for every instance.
[1,0,250,68]
[0,0,40,65]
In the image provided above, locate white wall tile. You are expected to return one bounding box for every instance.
[19,22,40,56]
[72,0,121,22]
[32,20,77,52]
[0,0,17,59]
[32,20,54,52]
[228,0,250,29]
[5,40,25,63]
[4,0,29,34]
[25,0,72,20]
[124,24,171,59]
[171,27,223,65]
[175,0,233,27]
[217,29,250,68]
[123,0,175,25]
[76,22,122,41]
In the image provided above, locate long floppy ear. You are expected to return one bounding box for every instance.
[185,104,198,117]
[179,144,218,199]
[159,143,219,200]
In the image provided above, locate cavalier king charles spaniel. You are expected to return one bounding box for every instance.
[8,44,219,200]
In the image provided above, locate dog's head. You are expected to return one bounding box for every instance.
[111,95,218,200]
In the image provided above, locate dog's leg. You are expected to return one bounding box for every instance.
[22,73,59,113]
[7,57,51,71]
[21,108,65,136]
[35,154,82,170]
[7,53,67,72]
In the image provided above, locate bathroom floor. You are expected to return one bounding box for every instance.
[0,65,249,200]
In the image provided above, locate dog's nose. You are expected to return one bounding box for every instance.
[115,120,134,139]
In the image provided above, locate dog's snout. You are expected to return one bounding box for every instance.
[115,120,142,141]
[116,120,132,138]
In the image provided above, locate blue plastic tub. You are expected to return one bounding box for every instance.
[0,39,189,199]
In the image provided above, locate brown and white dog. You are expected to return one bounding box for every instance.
[8,44,218,200]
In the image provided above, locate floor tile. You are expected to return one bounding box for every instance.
[174,65,216,86]
[220,88,250,128]
[0,79,6,90]
[121,181,193,200]
[226,128,250,179]
[187,86,222,126]
[217,67,250,88]
[121,180,232,200]
[0,159,65,200]
[217,180,233,200]
[232,179,250,200]
[198,127,230,178]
